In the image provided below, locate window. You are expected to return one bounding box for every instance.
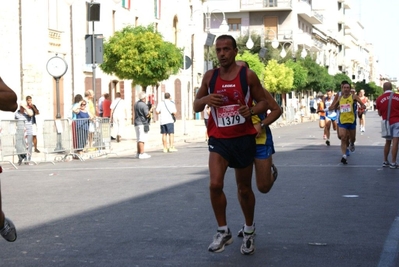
[228,18,241,32]
[264,0,277,7]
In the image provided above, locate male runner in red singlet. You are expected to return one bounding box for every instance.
[0,77,18,242]
[193,35,268,255]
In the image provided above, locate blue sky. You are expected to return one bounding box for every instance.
[348,0,399,80]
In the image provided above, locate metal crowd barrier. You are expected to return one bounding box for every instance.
[42,119,72,163]
[0,120,37,169]
[0,117,112,167]
[93,117,112,153]
[70,117,112,161]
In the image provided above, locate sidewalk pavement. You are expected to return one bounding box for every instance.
[108,119,208,155]
[21,119,209,164]
[17,113,312,165]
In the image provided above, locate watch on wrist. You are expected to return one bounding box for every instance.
[250,108,255,115]
[260,122,264,128]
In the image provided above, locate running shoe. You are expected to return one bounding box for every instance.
[326,140,330,146]
[138,153,151,159]
[389,163,398,169]
[383,161,390,167]
[208,229,233,253]
[346,148,350,157]
[237,224,256,238]
[0,218,17,242]
[349,143,355,152]
[341,155,347,165]
[240,231,255,255]
[163,148,168,153]
[168,147,178,152]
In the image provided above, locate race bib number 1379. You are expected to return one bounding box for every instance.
[216,104,245,127]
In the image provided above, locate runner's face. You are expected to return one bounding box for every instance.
[342,84,351,96]
[215,39,237,68]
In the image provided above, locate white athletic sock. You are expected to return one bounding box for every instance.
[244,224,255,233]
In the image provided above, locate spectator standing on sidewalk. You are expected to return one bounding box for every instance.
[26,96,40,153]
[0,77,18,242]
[15,102,34,165]
[102,93,111,118]
[376,82,399,168]
[71,94,83,155]
[156,92,178,153]
[134,92,151,159]
[84,90,96,149]
[73,100,93,154]
[110,92,127,142]
[97,93,105,117]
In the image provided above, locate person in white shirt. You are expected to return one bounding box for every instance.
[156,92,178,152]
[110,92,127,142]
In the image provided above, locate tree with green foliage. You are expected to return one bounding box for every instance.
[235,51,265,79]
[100,25,183,89]
[285,59,308,91]
[299,57,333,93]
[263,59,293,94]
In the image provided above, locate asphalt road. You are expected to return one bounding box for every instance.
[0,111,398,267]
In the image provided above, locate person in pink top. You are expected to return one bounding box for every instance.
[376,82,399,168]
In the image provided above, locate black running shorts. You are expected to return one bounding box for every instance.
[208,135,256,168]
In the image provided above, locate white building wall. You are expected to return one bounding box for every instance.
[0,1,20,119]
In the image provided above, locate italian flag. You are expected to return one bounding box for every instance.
[122,0,130,10]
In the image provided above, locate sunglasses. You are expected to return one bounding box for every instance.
[81,103,86,106]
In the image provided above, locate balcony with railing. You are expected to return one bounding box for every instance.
[240,0,292,11]
[297,0,323,24]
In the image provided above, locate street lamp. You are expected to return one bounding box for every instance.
[300,45,308,58]
[64,0,75,5]
[201,5,229,71]
[64,0,76,102]
[46,54,68,151]
[280,42,292,58]
[246,30,254,49]
[264,29,279,49]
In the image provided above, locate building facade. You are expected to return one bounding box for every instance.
[0,0,380,124]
